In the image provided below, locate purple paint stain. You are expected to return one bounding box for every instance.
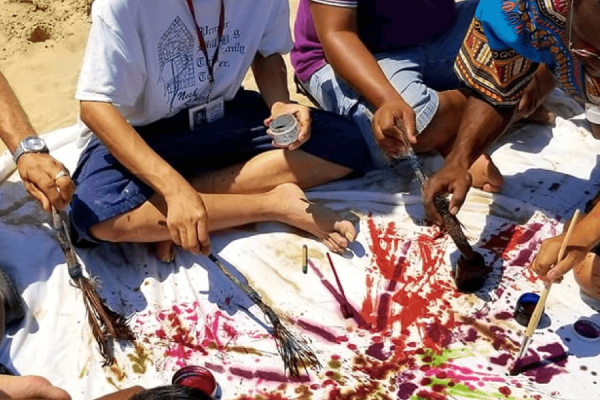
[297,319,341,343]
[511,249,534,267]
[426,322,453,347]
[495,311,512,320]
[397,382,418,400]
[366,342,391,361]
[516,223,543,244]
[464,328,478,342]
[490,353,511,366]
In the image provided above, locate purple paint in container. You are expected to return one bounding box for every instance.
[573,318,600,342]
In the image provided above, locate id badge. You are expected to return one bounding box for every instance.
[188,97,225,130]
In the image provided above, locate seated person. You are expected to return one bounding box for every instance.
[422,0,600,225]
[290,0,554,190]
[69,0,374,261]
[531,192,600,307]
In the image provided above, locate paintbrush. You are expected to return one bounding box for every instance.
[326,252,353,319]
[396,119,491,292]
[51,208,135,366]
[511,209,580,375]
[208,253,320,377]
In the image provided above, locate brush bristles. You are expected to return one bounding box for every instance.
[433,194,474,260]
[77,277,136,366]
[272,324,321,377]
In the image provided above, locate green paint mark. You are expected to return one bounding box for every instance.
[78,366,88,379]
[127,345,152,374]
[421,347,473,366]
[328,359,342,369]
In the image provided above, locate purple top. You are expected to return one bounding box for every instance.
[291,0,457,82]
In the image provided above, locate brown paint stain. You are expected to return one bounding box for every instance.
[227,345,263,356]
[293,384,314,400]
[459,316,518,352]
[328,359,342,369]
[108,364,127,383]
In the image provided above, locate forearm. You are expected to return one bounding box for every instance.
[251,53,291,109]
[320,31,399,109]
[445,94,514,168]
[79,101,189,198]
[0,72,36,151]
[569,203,600,250]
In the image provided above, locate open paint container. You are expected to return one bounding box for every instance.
[514,292,543,327]
[572,318,600,342]
[172,365,218,398]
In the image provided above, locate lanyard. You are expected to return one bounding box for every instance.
[185,0,225,100]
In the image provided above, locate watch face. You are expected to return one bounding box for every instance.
[24,137,46,151]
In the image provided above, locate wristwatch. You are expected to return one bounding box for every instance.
[12,136,49,164]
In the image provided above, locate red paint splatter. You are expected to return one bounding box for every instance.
[499,386,511,396]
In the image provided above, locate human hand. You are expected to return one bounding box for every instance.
[164,184,210,256]
[17,153,75,212]
[371,99,417,157]
[422,162,472,226]
[530,234,588,283]
[265,102,311,151]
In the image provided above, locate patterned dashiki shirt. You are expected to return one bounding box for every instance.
[454,0,600,108]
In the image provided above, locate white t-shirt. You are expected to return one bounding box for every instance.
[76,0,292,127]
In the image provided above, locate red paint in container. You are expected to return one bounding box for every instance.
[172,365,218,398]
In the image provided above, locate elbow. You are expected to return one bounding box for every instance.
[79,101,95,127]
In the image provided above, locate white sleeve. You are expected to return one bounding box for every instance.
[586,103,600,125]
[75,7,146,109]
[256,0,293,57]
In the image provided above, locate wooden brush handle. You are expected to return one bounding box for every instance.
[525,209,580,337]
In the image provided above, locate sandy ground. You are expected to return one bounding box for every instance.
[0,0,304,152]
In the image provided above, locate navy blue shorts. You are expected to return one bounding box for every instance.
[68,89,372,244]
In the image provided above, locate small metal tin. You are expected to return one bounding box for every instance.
[514,292,542,327]
[269,113,299,146]
[573,318,600,342]
[172,365,217,398]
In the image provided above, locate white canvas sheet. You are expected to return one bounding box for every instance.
[1,91,599,400]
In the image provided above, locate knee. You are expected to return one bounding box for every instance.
[88,220,128,243]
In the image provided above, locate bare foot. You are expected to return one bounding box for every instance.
[469,154,503,193]
[152,240,175,263]
[523,104,556,125]
[270,183,356,253]
[515,64,556,125]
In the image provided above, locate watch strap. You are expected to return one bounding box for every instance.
[12,136,49,165]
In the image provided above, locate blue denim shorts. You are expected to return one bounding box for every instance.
[68,89,372,244]
[300,0,478,168]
